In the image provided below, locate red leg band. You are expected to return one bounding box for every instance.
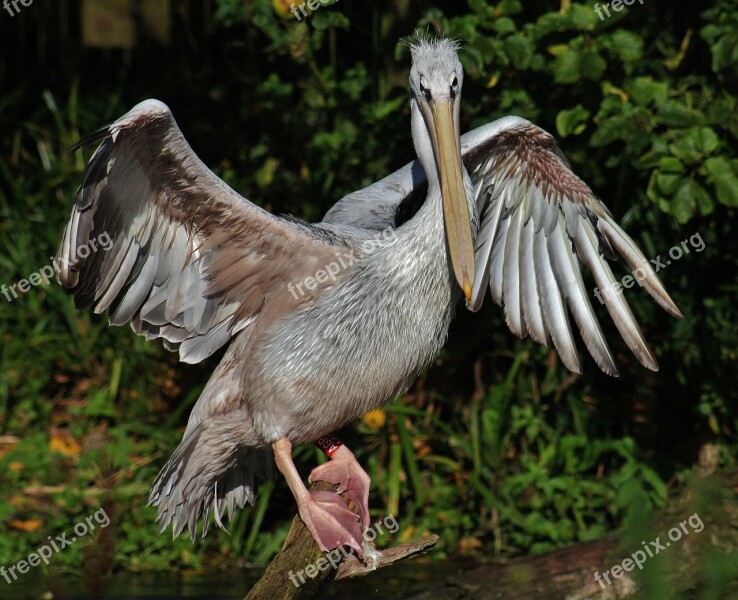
[315,433,343,458]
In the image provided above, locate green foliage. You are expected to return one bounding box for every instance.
[0,0,736,593]
[440,0,738,225]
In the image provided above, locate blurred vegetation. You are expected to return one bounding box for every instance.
[0,0,736,595]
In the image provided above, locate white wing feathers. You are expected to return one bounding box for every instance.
[464,117,682,375]
[58,100,347,364]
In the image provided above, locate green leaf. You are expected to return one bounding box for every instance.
[569,4,597,30]
[581,51,607,81]
[591,116,627,146]
[702,157,738,207]
[654,172,683,196]
[634,149,668,169]
[656,102,703,127]
[669,136,702,165]
[704,94,736,124]
[552,49,581,84]
[504,35,533,70]
[609,30,643,61]
[669,127,720,164]
[371,95,406,120]
[710,35,738,73]
[627,77,668,107]
[639,466,667,501]
[556,105,591,137]
[536,12,571,35]
[672,178,698,223]
[693,126,721,155]
[493,17,517,35]
[497,0,523,16]
[658,156,685,173]
[700,23,722,44]
[693,180,715,216]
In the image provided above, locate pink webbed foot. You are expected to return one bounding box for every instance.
[309,442,372,528]
[298,490,364,558]
[272,436,374,560]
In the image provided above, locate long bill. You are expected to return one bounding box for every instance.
[422,96,476,300]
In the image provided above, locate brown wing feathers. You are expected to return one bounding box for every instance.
[466,120,682,375]
[57,100,345,364]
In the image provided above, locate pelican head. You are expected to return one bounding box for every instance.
[409,37,475,300]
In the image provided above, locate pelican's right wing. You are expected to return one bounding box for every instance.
[58,100,350,364]
[463,117,682,376]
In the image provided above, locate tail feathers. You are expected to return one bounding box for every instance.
[147,420,274,540]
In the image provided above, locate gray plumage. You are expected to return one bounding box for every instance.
[56,37,681,541]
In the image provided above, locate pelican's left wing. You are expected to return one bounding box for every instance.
[464,117,682,376]
[322,160,428,231]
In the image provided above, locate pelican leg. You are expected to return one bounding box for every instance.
[272,438,364,558]
[310,440,371,528]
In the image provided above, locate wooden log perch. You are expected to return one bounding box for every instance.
[245,481,438,600]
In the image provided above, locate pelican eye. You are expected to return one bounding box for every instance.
[419,77,432,102]
[450,74,459,97]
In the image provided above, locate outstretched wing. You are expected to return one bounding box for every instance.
[326,116,682,376]
[464,117,682,376]
[57,100,348,364]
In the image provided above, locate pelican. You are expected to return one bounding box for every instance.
[56,37,682,557]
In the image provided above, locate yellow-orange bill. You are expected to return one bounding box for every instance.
[430,98,475,300]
